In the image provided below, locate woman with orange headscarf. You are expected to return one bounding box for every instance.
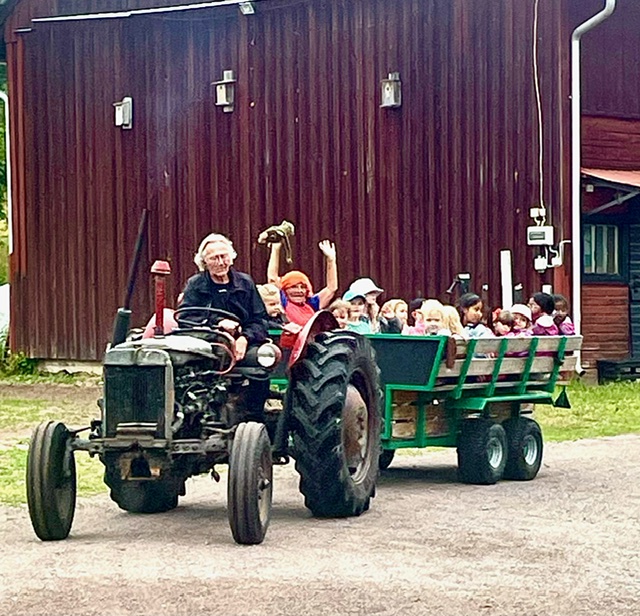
[268,239,338,329]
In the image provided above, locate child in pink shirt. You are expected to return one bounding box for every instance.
[528,293,560,336]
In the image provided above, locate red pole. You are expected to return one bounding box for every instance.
[151,260,171,336]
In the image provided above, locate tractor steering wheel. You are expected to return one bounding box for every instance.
[174,307,242,331]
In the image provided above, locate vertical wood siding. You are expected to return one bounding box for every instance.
[7,0,571,360]
[581,284,630,369]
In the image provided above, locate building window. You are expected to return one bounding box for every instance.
[584,224,619,275]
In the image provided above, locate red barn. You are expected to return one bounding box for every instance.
[0,0,638,371]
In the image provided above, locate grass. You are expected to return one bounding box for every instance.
[1,379,640,506]
[535,380,640,442]
[0,440,106,507]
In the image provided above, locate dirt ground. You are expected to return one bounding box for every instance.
[1,409,639,616]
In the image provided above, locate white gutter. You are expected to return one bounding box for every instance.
[32,0,247,22]
[0,91,12,255]
[571,0,616,371]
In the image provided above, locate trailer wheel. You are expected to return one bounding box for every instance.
[457,419,507,485]
[503,417,543,480]
[379,449,395,471]
[105,465,179,514]
[288,332,382,517]
[26,420,77,541]
[228,422,273,545]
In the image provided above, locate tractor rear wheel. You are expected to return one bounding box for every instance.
[503,417,543,480]
[26,420,77,541]
[457,418,507,485]
[288,332,382,517]
[228,422,273,545]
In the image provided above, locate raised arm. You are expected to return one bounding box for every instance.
[316,240,338,309]
[267,243,282,286]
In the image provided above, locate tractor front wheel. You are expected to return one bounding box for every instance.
[228,422,273,545]
[26,420,77,541]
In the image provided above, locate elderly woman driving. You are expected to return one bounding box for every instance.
[180,233,268,361]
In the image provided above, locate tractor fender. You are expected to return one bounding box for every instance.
[288,310,340,368]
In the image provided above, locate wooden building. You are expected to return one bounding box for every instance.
[0,0,637,367]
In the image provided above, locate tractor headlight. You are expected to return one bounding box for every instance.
[257,343,281,368]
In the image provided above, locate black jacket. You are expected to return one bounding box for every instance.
[181,269,268,344]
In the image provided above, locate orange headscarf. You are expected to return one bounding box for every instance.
[280,271,313,296]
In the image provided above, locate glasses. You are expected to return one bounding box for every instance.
[206,254,231,263]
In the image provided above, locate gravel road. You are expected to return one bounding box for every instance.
[1,435,639,616]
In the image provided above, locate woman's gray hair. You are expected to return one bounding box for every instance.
[194,233,237,271]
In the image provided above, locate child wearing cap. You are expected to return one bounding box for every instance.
[509,304,533,336]
[267,240,338,327]
[343,278,384,333]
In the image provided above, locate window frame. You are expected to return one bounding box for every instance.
[582,221,628,283]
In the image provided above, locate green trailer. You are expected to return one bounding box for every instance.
[368,333,581,483]
[273,330,582,486]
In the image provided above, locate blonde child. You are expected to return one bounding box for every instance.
[381,299,409,328]
[257,283,288,330]
[404,299,451,336]
[328,299,350,329]
[442,305,464,337]
[378,298,406,333]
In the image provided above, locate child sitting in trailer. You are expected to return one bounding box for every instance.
[457,293,494,338]
[343,278,385,332]
[509,304,533,336]
[344,292,374,334]
[380,299,408,333]
[404,299,451,336]
[442,304,465,338]
[553,294,576,335]
[493,309,516,337]
[528,292,560,336]
[328,299,350,329]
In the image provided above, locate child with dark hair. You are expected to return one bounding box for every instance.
[409,297,426,326]
[528,292,559,336]
[458,293,493,338]
[552,294,575,335]
[493,309,515,337]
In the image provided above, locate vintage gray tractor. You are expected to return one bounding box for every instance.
[26,262,381,545]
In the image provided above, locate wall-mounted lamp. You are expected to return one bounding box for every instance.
[212,70,236,113]
[381,72,402,108]
[239,1,255,15]
[113,96,133,129]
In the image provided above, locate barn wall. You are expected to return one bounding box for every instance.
[581,284,630,370]
[6,0,571,360]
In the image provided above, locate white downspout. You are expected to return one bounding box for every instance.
[0,90,12,255]
[571,0,616,371]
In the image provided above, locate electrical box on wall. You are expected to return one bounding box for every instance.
[527,225,554,246]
